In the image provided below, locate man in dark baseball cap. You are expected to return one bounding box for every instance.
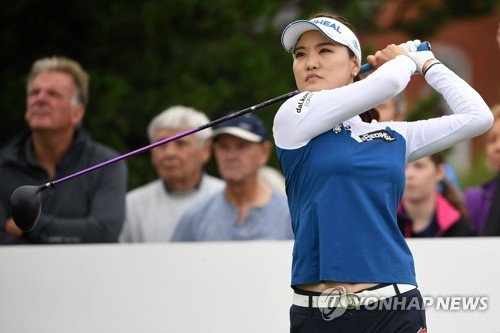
[172,113,292,241]
[211,113,268,143]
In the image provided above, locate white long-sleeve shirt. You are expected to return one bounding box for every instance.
[273,55,492,286]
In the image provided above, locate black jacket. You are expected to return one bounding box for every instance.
[0,128,127,244]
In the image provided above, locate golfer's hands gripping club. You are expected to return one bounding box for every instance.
[399,39,439,75]
[398,39,421,53]
[361,40,432,74]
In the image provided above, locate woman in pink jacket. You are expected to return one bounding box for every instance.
[398,152,475,237]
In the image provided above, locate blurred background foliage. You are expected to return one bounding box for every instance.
[0,0,496,189]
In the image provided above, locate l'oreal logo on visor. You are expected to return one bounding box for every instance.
[310,19,341,33]
[359,130,396,142]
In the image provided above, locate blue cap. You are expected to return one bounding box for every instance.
[211,114,268,143]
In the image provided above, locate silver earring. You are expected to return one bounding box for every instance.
[353,72,358,77]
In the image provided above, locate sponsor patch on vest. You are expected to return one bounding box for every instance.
[295,92,313,114]
[359,130,396,142]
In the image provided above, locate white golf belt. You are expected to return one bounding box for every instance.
[293,284,416,308]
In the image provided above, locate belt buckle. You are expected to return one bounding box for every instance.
[340,292,361,309]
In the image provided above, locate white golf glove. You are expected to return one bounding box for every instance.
[407,50,440,75]
[398,39,421,53]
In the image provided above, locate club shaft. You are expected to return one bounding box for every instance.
[53,90,300,186]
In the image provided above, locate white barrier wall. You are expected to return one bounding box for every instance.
[1,238,499,333]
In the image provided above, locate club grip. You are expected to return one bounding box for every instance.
[359,41,431,74]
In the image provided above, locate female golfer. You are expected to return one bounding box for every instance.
[273,12,492,332]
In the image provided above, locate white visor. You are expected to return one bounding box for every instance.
[281,17,361,64]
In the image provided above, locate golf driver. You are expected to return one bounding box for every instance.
[10,41,431,232]
[10,90,299,231]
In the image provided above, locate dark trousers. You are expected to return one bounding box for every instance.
[290,288,426,333]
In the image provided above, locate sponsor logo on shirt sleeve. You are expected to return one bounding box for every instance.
[295,92,313,114]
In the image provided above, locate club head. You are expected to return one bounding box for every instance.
[10,185,44,232]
